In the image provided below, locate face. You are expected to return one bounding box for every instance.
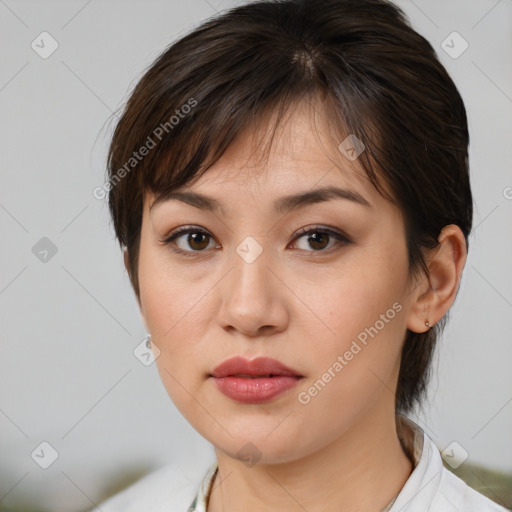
[136,103,419,464]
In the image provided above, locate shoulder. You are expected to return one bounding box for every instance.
[92,457,216,512]
[432,465,509,512]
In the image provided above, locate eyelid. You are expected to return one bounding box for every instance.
[291,225,351,243]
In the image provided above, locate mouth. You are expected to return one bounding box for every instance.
[209,356,303,404]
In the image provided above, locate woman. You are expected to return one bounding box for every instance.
[96,0,508,510]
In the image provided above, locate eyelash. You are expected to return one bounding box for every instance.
[160,225,352,258]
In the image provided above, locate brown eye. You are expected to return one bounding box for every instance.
[292,227,351,253]
[305,232,330,251]
[186,232,211,251]
[163,227,218,254]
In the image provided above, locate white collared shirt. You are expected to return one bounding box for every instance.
[95,415,508,512]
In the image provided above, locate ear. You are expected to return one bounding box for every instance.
[406,224,467,333]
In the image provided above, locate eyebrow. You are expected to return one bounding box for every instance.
[149,186,371,215]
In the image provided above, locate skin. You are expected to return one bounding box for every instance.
[127,100,467,512]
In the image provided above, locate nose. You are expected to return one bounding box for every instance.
[216,242,289,338]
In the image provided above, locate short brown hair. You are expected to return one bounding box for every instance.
[106,0,471,414]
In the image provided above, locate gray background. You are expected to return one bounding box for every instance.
[0,0,511,510]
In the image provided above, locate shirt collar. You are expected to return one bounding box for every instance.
[389,414,444,511]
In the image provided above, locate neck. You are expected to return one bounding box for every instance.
[207,399,413,512]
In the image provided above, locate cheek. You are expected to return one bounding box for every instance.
[137,244,213,397]
[300,246,409,393]
[310,290,405,376]
[293,283,406,441]
[139,265,211,414]
[138,237,207,337]
[321,251,407,342]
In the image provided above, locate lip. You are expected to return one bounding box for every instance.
[209,356,303,404]
[211,356,302,378]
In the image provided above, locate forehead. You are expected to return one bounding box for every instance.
[227,101,363,178]
[148,100,382,211]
